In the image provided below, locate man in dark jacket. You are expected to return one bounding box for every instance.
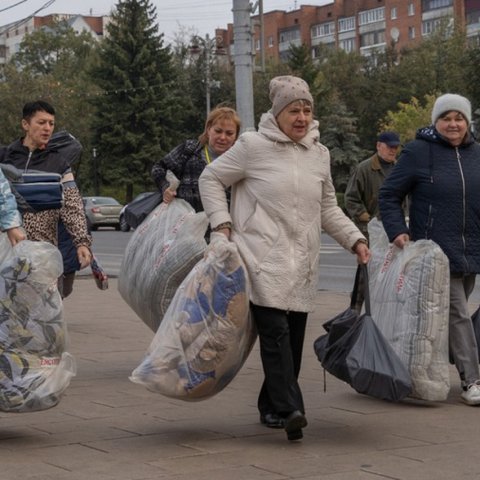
[345,131,401,237]
[379,93,480,406]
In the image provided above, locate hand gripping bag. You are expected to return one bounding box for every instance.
[130,233,256,401]
[367,219,450,401]
[0,236,75,412]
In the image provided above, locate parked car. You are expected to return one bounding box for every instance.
[83,196,123,231]
[119,191,157,232]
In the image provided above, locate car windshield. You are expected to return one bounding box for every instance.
[88,197,120,205]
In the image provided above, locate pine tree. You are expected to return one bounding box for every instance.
[90,0,181,202]
[319,99,368,194]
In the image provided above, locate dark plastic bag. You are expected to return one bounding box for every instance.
[314,264,412,402]
[124,191,162,229]
[314,266,362,362]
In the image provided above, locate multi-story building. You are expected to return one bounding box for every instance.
[215,0,480,66]
[0,14,109,64]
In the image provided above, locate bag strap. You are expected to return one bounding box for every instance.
[359,263,371,316]
[349,264,362,309]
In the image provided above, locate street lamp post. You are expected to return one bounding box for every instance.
[190,33,219,117]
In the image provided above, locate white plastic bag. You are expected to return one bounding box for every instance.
[118,197,209,332]
[130,233,256,401]
[0,237,76,412]
[368,219,450,401]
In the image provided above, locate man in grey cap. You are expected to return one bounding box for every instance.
[344,131,401,312]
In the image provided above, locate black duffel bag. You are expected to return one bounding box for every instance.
[124,191,162,229]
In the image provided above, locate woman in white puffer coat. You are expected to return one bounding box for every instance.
[199,75,370,442]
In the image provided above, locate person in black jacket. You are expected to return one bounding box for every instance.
[151,106,241,213]
[379,93,480,405]
[1,100,92,297]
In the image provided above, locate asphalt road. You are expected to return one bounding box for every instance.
[85,228,480,304]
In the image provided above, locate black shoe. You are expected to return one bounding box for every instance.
[259,412,284,429]
[284,410,307,441]
[286,429,303,441]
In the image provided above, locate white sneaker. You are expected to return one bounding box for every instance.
[461,380,480,405]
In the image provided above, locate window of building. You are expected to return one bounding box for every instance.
[338,16,355,32]
[466,10,480,25]
[422,18,444,35]
[408,3,415,16]
[391,7,397,20]
[421,0,453,10]
[358,7,385,26]
[409,26,416,39]
[255,39,260,51]
[360,30,386,47]
[268,36,274,47]
[279,29,300,43]
[312,21,335,38]
[339,38,355,52]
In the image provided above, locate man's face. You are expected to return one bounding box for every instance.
[376,141,399,163]
[22,110,55,150]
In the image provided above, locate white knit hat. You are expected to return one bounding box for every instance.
[269,75,314,117]
[431,93,471,125]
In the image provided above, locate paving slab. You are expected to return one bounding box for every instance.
[1,277,479,480]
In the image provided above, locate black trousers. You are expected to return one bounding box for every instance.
[251,303,308,416]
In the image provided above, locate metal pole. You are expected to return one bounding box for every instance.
[92,147,99,195]
[232,0,255,131]
[205,33,211,116]
[259,0,265,72]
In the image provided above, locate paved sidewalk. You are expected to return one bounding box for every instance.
[1,277,479,480]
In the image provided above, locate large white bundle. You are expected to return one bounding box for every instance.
[130,234,256,401]
[0,236,75,412]
[368,219,450,401]
[118,198,208,332]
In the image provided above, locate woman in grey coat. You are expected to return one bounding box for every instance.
[199,76,370,441]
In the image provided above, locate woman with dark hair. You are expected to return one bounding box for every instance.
[1,100,92,289]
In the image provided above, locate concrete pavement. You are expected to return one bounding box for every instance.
[1,277,479,480]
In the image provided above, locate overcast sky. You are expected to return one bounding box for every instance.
[1,0,332,43]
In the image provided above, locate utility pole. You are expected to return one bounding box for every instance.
[205,33,212,116]
[92,147,99,196]
[232,0,255,131]
[259,0,265,72]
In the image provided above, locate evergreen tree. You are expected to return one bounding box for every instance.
[288,43,318,88]
[319,99,368,194]
[90,0,182,202]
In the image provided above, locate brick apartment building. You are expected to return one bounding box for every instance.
[0,14,109,65]
[216,0,480,66]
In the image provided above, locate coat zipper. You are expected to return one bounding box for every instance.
[455,147,468,269]
[24,151,33,173]
[289,144,299,302]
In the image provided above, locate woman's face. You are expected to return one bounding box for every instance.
[207,119,238,155]
[22,110,55,150]
[276,101,313,143]
[435,111,468,146]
